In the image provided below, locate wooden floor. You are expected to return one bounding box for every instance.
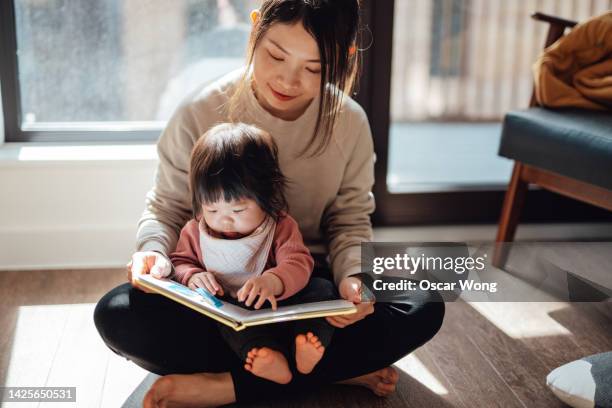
[0,268,610,408]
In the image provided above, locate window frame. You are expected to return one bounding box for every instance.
[1,0,21,143]
[0,0,164,143]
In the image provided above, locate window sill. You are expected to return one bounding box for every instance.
[0,142,158,167]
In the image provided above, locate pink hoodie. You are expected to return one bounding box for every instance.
[169,214,314,300]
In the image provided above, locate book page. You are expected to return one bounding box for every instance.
[136,275,356,325]
[239,300,357,323]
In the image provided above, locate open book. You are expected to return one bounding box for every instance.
[136,274,357,331]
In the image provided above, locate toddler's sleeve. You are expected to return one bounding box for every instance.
[265,216,314,300]
[169,219,206,285]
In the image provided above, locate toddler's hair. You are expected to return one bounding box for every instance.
[190,122,288,220]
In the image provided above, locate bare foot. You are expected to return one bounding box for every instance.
[244,347,292,384]
[337,366,399,397]
[142,372,236,408]
[295,332,325,374]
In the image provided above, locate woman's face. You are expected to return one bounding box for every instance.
[252,21,322,121]
[202,198,266,239]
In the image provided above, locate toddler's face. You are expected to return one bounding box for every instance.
[202,198,266,238]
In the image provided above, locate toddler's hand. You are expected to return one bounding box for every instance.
[188,272,225,296]
[237,273,282,310]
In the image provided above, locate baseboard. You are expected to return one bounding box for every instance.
[374,222,612,242]
[2,222,611,271]
[0,225,136,271]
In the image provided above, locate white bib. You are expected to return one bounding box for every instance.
[199,216,276,297]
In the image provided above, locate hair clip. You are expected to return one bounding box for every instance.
[250,9,259,24]
[349,44,357,56]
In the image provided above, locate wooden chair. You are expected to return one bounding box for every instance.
[492,12,612,268]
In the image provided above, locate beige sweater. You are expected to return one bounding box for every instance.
[137,69,375,284]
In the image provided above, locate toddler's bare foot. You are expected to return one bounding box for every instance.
[295,332,325,374]
[337,366,399,397]
[245,347,292,384]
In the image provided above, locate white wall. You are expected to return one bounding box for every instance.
[0,147,157,270]
[1,145,611,271]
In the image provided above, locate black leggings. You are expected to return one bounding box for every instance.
[218,277,336,362]
[93,267,445,403]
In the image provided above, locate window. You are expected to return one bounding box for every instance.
[387,0,612,193]
[1,0,257,142]
[359,0,612,224]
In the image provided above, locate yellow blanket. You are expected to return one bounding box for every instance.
[533,12,612,110]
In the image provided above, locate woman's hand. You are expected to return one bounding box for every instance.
[127,251,172,293]
[326,276,374,328]
[237,273,283,310]
[187,272,225,296]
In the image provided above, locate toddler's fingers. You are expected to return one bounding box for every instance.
[205,274,220,293]
[268,295,277,311]
[204,281,218,295]
[193,276,207,288]
[192,276,211,292]
[254,292,267,310]
[239,281,254,302]
[244,287,259,307]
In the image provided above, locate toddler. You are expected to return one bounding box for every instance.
[169,122,336,384]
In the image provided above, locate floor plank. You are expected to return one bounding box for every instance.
[101,352,150,408]
[42,304,109,408]
[2,304,71,408]
[547,302,612,356]
[424,303,525,408]
[467,301,586,372]
[392,350,464,408]
[1,268,610,407]
[448,302,564,407]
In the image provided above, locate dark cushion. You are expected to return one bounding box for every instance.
[498,107,612,190]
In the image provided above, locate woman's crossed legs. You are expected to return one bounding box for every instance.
[94,277,444,406]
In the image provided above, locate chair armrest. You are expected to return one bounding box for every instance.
[528,12,579,106]
[532,12,578,48]
[532,12,578,29]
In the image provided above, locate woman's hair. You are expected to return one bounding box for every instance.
[229,0,361,157]
[190,122,288,221]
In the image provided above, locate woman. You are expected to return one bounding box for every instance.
[94,1,445,406]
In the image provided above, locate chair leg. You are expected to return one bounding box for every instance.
[493,162,528,268]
